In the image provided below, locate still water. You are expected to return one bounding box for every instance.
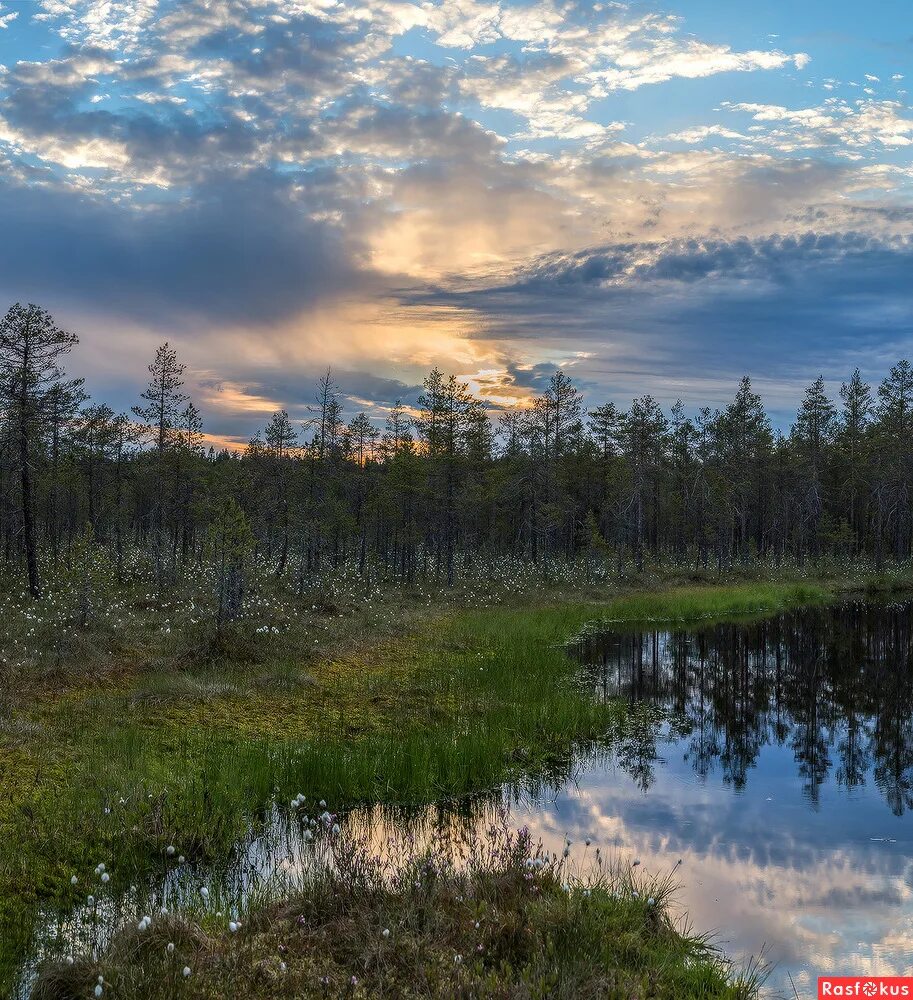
[556,600,913,993]
[21,600,913,998]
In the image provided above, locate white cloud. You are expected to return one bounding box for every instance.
[723,98,913,150]
[665,124,747,144]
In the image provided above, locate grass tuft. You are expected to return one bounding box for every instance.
[34,821,762,1000]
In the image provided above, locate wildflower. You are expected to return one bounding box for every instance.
[87,895,95,906]
[647,897,655,906]
[167,942,175,954]
[200,887,209,900]
[350,975,358,986]
[229,921,239,933]
[166,845,176,857]
[94,986,103,998]
[382,928,390,938]
[70,875,78,885]
[331,823,341,835]
[183,966,191,978]
[101,873,110,883]
[454,954,463,964]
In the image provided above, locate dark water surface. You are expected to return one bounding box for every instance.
[20,600,913,998]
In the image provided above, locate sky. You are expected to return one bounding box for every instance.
[0,0,911,445]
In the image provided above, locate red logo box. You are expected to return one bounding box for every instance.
[819,979,913,998]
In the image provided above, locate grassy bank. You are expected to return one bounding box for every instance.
[33,819,760,1000]
[1,572,905,993]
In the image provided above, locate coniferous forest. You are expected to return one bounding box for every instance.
[3,301,913,610]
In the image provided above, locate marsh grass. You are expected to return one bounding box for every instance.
[33,820,764,1000]
[3,570,909,993]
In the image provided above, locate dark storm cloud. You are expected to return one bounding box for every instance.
[405,232,913,386]
[0,171,367,325]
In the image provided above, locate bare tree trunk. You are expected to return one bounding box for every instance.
[20,414,40,598]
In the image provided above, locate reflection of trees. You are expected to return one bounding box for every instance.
[613,702,664,792]
[574,601,913,815]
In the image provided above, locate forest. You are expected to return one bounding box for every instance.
[1,301,912,614]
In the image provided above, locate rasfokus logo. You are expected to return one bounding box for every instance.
[819,979,913,998]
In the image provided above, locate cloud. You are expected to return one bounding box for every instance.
[584,42,809,94]
[0,0,908,438]
[721,98,913,150]
[0,170,367,325]
[391,232,913,420]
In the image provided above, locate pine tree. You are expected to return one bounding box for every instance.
[0,303,79,597]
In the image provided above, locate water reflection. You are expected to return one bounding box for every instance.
[557,599,913,992]
[573,601,913,814]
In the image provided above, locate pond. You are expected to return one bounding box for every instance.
[18,599,913,998]
[555,599,913,994]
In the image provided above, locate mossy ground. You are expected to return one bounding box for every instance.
[2,569,909,994]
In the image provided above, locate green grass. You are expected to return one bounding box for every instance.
[0,574,899,994]
[575,580,833,627]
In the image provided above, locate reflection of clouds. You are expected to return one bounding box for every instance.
[26,777,913,997]
[510,762,913,989]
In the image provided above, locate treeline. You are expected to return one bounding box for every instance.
[2,302,913,604]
